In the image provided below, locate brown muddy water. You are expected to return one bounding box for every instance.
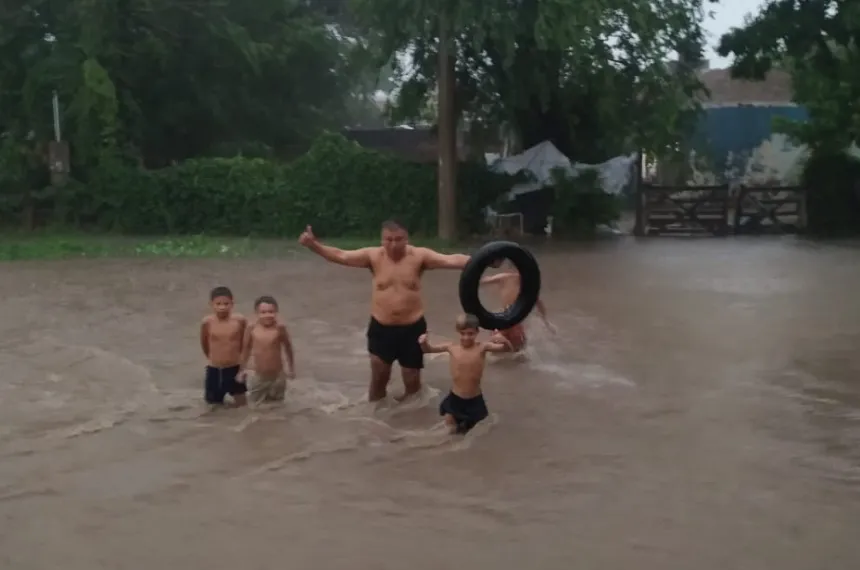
[1,237,860,569]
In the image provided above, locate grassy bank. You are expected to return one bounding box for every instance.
[0,231,460,261]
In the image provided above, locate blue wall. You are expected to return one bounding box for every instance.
[691,105,808,179]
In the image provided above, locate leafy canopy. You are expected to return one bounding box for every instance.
[718,0,860,150]
[353,0,714,161]
[0,0,371,168]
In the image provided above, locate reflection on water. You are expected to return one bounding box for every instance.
[1,238,860,569]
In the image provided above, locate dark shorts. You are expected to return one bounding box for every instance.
[204,365,246,404]
[439,391,489,434]
[366,316,427,369]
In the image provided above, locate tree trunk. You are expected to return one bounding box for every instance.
[437,12,458,240]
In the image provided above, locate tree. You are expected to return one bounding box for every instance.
[718,1,860,235]
[353,0,712,163]
[717,0,860,151]
[0,0,371,169]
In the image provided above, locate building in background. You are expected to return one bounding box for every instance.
[340,125,499,163]
[647,67,810,186]
[693,68,807,185]
[341,127,445,163]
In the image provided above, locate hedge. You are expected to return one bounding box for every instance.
[801,151,860,236]
[14,132,516,237]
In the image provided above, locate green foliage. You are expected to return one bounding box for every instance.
[718,0,860,151]
[0,0,709,238]
[354,0,711,162]
[0,234,257,261]
[0,0,376,172]
[25,133,512,237]
[548,168,621,236]
[778,46,860,153]
[718,0,860,234]
[800,151,860,236]
[0,231,458,261]
[0,134,51,226]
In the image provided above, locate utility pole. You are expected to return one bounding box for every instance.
[437,11,457,241]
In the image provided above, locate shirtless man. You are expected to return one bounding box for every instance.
[418,314,512,434]
[298,220,470,402]
[239,295,295,406]
[479,259,553,351]
[200,286,248,406]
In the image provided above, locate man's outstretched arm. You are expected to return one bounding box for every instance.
[306,241,373,268]
[419,248,470,270]
[299,225,372,268]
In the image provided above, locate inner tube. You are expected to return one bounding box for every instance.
[458,241,541,331]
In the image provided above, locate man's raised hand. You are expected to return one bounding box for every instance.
[298,225,316,247]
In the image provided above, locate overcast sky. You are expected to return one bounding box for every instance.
[704,0,764,68]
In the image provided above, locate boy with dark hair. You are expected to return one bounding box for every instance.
[200,286,248,406]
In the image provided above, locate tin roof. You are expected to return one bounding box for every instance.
[698,68,795,104]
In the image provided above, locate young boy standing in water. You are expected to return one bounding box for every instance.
[239,295,295,406]
[418,314,512,434]
[200,286,248,406]
[480,259,554,351]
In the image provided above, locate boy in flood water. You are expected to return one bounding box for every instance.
[239,295,295,406]
[479,259,554,352]
[200,286,248,406]
[418,314,512,434]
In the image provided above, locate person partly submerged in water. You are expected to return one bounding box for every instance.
[200,286,248,407]
[418,314,512,434]
[479,258,554,352]
[298,220,470,403]
[239,295,295,407]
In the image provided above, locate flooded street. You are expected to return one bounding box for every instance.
[1,237,860,569]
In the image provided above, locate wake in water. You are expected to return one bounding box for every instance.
[0,315,626,467]
[494,319,635,390]
[245,411,500,474]
[223,377,433,421]
[221,374,500,469]
[0,336,168,445]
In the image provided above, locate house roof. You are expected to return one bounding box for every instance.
[698,68,794,104]
[341,127,439,162]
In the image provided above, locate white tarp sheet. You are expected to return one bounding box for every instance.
[489,141,638,199]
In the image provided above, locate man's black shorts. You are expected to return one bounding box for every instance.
[366,316,427,369]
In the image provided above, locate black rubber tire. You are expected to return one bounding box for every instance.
[458,241,542,331]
